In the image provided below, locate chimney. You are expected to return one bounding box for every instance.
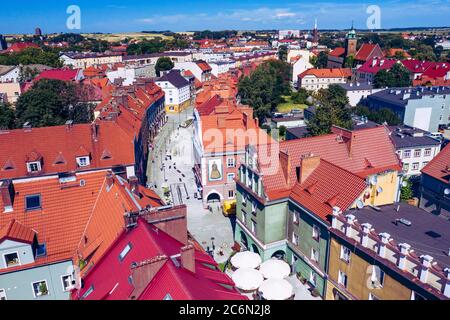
[397,243,411,271]
[243,112,248,129]
[180,244,196,273]
[345,214,356,237]
[106,171,114,190]
[419,255,433,284]
[331,206,341,229]
[129,255,168,299]
[443,268,450,298]
[297,153,321,184]
[91,122,99,142]
[279,150,291,186]
[129,176,140,197]
[0,180,15,213]
[143,205,188,245]
[378,232,391,258]
[360,223,372,247]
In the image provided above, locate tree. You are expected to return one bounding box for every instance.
[374,63,412,88]
[15,79,93,128]
[355,105,401,125]
[0,102,15,129]
[155,57,174,76]
[344,55,355,68]
[291,88,310,105]
[278,125,287,138]
[278,45,288,62]
[400,179,413,201]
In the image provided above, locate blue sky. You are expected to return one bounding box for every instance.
[1,0,450,34]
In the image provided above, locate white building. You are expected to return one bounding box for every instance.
[0,66,21,83]
[279,30,301,40]
[337,82,383,107]
[209,60,236,77]
[60,52,123,69]
[155,69,192,113]
[298,68,351,91]
[288,50,313,86]
[174,61,212,82]
[388,125,442,176]
[106,65,156,86]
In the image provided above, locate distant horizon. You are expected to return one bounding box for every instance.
[1,1,450,34]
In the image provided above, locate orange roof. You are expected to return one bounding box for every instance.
[421,144,450,184]
[329,47,346,57]
[196,61,212,72]
[355,43,384,62]
[0,171,165,275]
[0,122,135,180]
[299,68,352,79]
[0,219,36,244]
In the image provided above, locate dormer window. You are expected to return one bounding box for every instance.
[4,252,20,267]
[27,161,41,173]
[76,156,90,167]
[25,194,41,211]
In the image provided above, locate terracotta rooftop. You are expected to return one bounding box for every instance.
[421,143,450,184]
[299,68,351,79]
[0,219,36,245]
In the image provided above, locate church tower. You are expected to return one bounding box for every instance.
[345,22,357,57]
[312,18,319,44]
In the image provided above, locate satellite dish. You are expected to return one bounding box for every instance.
[370,176,378,186]
[377,186,383,193]
[356,200,364,209]
[401,181,408,187]
[444,188,450,196]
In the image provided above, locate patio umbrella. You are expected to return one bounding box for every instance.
[230,251,262,269]
[232,268,264,291]
[258,279,294,300]
[259,259,291,279]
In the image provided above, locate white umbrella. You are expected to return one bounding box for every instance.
[230,251,262,269]
[259,279,294,300]
[259,259,291,279]
[232,268,264,291]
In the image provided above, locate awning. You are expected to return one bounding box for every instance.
[230,251,262,269]
[259,259,291,279]
[258,279,294,300]
[231,268,264,291]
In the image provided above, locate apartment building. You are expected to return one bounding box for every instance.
[298,68,351,91]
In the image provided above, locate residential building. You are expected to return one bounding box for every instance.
[279,30,301,40]
[401,60,434,81]
[174,61,213,82]
[33,68,85,82]
[72,213,246,300]
[355,58,397,83]
[388,125,441,176]
[354,43,384,66]
[270,115,305,130]
[123,51,194,66]
[327,48,346,69]
[298,68,352,91]
[60,52,123,69]
[328,204,450,300]
[3,42,40,53]
[0,82,22,104]
[337,82,383,106]
[209,60,236,77]
[413,62,450,87]
[155,69,191,114]
[419,144,450,218]
[289,50,313,86]
[235,126,402,297]
[366,86,450,133]
[106,65,156,87]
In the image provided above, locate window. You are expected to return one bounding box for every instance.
[163,293,173,300]
[76,156,90,167]
[403,163,410,172]
[81,285,94,300]
[242,193,247,205]
[251,201,257,214]
[0,288,6,300]
[25,194,41,211]
[35,243,47,257]
[227,173,235,183]
[340,246,351,263]
[61,275,74,292]
[242,210,247,224]
[227,157,235,168]
[292,232,299,245]
[422,161,429,168]
[251,220,257,234]
[403,150,411,158]
[32,280,49,298]
[412,162,420,171]
[228,190,235,199]
[311,248,319,262]
[292,211,299,225]
[371,266,385,288]
[369,293,380,300]
[312,225,320,241]
[27,161,41,173]
[424,148,432,157]
[119,243,132,262]
[4,252,20,267]
[413,149,421,157]
[338,270,348,288]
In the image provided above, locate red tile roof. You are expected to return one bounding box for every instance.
[401,59,433,74]
[355,43,384,62]
[421,144,450,184]
[357,58,397,75]
[290,160,367,220]
[0,122,135,180]
[34,68,82,82]
[299,68,352,79]
[72,218,246,300]
[0,219,36,244]
[329,47,346,57]
[196,61,212,72]
[5,42,40,53]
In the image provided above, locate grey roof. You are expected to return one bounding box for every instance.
[369,86,450,107]
[124,51,191,61]
[348,203,450,268]
[388,125,441,149]
[271,116,304,123]
[62,52,122,59]
[286,126,309,139]
[156,70,190,89]
[338,82,375,91]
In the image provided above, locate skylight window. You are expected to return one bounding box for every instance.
[25,194,41,211]
[118,243,132,262]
